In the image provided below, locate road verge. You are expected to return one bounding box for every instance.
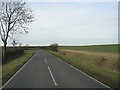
[2,51,34,85]
[49,51,118,89]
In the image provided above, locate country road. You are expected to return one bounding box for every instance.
[3,50,111,88]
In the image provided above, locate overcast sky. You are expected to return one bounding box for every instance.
[0,1,118,46]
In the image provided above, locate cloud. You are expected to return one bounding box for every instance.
[0,2,118,46]
[20,2,118,45]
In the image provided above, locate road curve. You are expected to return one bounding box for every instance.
[3,50,111,88]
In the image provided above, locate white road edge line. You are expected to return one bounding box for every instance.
[1,54,34,89]
[48,66,57,86]
[44,58,47,63]
[68,64,111,88]
[55,56,111,89]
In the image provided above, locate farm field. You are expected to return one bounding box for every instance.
[59,44,119,72]
[59,44,119,53]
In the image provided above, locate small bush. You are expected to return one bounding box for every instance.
[49,43,58,52]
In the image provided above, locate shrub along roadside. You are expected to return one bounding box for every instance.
[3,47,24,64]
[2,51,34,85]
[49,51,118,89]
[49,43,59,52]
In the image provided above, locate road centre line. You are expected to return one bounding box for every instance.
[44,58,47,63]
[48,66,57,86]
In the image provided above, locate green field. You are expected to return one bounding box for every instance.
[59,44,119,53]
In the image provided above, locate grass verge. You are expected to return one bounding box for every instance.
[2,51,34,85]
[50,51,118,89]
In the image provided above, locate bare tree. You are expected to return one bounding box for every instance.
[0,0,34,61]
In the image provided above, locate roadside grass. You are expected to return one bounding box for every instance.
[59,50,118,72]
[2,51,33,85]
[50,51,118,89]
[59,44,119,54]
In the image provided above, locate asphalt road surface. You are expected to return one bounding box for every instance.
[3,50,111,88]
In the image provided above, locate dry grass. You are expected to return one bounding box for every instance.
[61,49,118,57]
[59,49,119,72]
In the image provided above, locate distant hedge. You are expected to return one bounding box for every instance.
[3,47,24,64]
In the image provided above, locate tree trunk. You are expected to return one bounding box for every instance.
[2,46,3,62]
[3,41,7,63]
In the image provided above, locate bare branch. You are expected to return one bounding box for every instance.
[0,0,34,46]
